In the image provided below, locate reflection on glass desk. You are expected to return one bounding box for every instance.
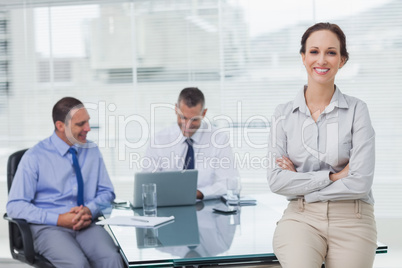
[105,195,388,268]
[136,205,200,248]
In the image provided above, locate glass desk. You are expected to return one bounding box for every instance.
[104,194,388,267]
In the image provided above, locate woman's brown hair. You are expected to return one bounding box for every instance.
[300,22,349,65]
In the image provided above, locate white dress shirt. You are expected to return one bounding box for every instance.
[143,122,239,199]
[267,86,375,204]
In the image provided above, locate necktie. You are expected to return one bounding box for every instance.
[69,147,84,206]
[184,139,194,170]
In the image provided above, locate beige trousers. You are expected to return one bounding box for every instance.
[273,199,377,268]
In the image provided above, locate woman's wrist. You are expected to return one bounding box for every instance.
[329,172,338,182]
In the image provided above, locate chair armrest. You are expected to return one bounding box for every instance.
[3,213,36,264]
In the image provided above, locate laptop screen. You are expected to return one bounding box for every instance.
[133,170,198,208]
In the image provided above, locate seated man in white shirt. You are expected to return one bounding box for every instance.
[143,87,238,200]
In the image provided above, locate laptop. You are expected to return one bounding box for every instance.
[132,170,198,208]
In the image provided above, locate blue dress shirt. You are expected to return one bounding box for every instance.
[7,132,116,225]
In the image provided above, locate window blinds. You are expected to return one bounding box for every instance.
[0,0,401,216]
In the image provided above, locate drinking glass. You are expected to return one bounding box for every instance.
[226,177,241,201]
[142,183,157,216]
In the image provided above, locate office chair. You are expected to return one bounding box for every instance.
[3,149,55,268]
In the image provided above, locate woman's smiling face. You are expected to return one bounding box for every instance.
[301,30,346,87]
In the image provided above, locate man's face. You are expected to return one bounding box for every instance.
[64,107,91,145]
[175,100,206,138]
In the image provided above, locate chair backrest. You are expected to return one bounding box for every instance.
[6,148,29,251]
[7,149,29,192]
[6,148,55,268]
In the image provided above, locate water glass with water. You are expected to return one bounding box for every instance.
[142,183,157,216]
[226,176,241,201]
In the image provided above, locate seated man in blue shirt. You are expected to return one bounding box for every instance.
[7,97,125,268]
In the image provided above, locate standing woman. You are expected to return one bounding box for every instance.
[267,22,377,268]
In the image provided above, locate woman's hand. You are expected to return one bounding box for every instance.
[329,164,349,182]
[276,156,296,172]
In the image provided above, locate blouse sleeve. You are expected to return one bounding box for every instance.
[304,102,375,202]
[267,106,332,196]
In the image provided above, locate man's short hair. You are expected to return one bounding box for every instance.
[52,97,84,125]
[177,87,205,109]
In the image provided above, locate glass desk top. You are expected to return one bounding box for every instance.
[104,194,387,267]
